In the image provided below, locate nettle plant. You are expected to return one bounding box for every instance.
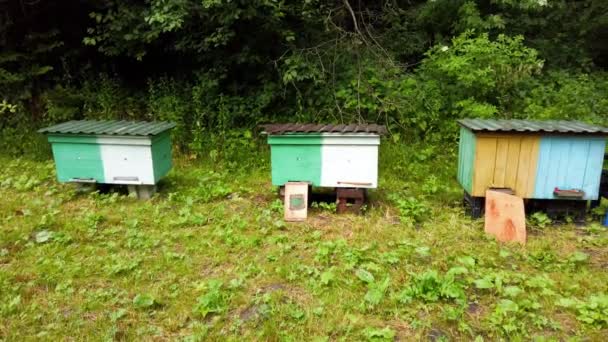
[388,194,430,226]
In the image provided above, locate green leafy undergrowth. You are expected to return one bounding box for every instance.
[0,150,607,340]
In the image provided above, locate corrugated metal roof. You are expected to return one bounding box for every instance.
[260,123,387,135]
[38,120,176,136]
[458,118,608,134]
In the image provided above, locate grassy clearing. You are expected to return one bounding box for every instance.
[1,143,607,341]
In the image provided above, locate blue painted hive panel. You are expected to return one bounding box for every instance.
[534,136,606,200]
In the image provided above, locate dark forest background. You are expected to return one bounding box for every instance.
[1,0,608,155]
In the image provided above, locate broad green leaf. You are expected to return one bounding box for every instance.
[356,269,375,284]
[569,251,589,263]
[503,286,523,297]
[474,278,494,289]
[320,270,335,286]
[497,299,519,312]
[133,293,156,309]
[556,297,578,308]
[457,256,476,268]
[363,326,395,341]
[447,266,468,276]
[35,230,53,243]
[110,308,127,321]
[415,246,430,257]
[364,288,384,306]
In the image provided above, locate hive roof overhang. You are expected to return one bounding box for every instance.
[260,123,387,135]
[38,120,176,136]
[458,118,608,135]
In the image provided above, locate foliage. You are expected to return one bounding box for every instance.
[528,212,552,230]
[362,326,396,341]
[388,194,430,225]
[557,294,608,328]
[516,70,608,125]
[2,0,608,156]
[0,31,62,102]
[398,269,467,304]
[133,293,159,309]
[1,146,608,339]
[193,279,231,318]
[311,201,338,213]
[420,31,543,118]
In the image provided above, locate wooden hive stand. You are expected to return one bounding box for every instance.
[336,188,366,214]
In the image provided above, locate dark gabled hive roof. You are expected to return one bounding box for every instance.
[260,123,387,135]
[458,118,608,134]
[38,120,176,136]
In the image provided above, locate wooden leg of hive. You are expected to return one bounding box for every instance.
[471,198,484,219]
[75,182,96,193]
[464,190,484,219]
[128,185,156,200]
[137,185,157,200]
[337,197,348,214]
[127,185,138,197]
[336,188,366,214]
[574,201,587,223]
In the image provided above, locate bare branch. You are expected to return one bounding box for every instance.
[342,0,363,37]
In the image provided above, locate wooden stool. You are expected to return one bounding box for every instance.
[336,188,366,214]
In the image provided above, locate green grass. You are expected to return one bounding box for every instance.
[1,143,607,341]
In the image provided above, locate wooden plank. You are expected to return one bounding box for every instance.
[457,127,476,194]
[517,136,539,197]
[493,138,509,187]
[534,136,605,200]
[284,182,308,221]
[565,139,588,190]
[525,136,540,197]
[582,138,607,199]
[517,137,528,197]
[514,138,531,196]
[484,190,526,244]
[472,137,497,197]
[504,137,521,191]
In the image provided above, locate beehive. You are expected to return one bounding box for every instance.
[262,124,387,188]
[457,119,608,200]
[39,120,176,186]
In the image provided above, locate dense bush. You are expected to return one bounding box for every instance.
[1,0,608,157]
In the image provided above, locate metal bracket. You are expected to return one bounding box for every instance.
[337,181,372,186]
[113,176,141,184]
[69,178,97,183]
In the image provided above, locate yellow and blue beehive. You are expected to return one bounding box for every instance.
[457,119,608,200]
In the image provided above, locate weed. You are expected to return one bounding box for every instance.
[398,269,467,304]
[311,201,337,212]
[388,194,430,225]
[1,149,607,340]
[557,294,608,328]
[193,279,231,318]
[133,293,159,310]
[363,277,390,308]
[529,212,552,230]
[422,175,440,195]
[362,326,395,341]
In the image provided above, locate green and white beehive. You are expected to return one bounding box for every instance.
[39,120,176,185]
[262,124,387,188]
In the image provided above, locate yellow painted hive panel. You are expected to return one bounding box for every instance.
[472,134,540,197]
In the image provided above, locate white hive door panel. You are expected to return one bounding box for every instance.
[321,145,378,188]
[100,144,155,185]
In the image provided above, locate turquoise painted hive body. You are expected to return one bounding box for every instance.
[39,120,176,185]
[457,119,608,200]
[262,124,387,188]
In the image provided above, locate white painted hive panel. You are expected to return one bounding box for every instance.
[320,135,379,188]
[100,143,155,185]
